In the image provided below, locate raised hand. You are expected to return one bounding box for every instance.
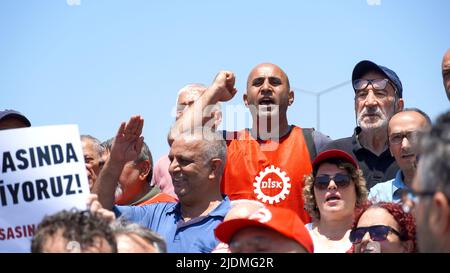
[109,115,144,164]
[211,70,237,102]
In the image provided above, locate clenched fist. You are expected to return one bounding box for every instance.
[211,71,238,102]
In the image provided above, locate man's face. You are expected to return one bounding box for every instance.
[168,138,211,202]
[442,49,450,100]
[115,160,148,205]
[355,71,400,131]
[81,139,103,191]
[0,117,29,130]
[176,90,203,120]
[388,111,429,175]
[244,64,293,119]
[229,226,307,253]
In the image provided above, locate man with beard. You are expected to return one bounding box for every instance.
[442,49,450,101]
[368,108,431,203]
[171,64,331,223]
[411,110,450,252]
[321,60,404,190]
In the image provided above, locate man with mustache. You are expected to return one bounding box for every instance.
[321,60,404,190]
[369,108,431,203]
[172,64,331,223]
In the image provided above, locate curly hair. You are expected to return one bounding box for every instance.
[352,201,417,252]
[31,209,117,253]
[303,158,368,220]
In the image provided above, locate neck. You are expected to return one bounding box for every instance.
[358,127,388,156]
[180,191,223,221]
[315,214,354,240]
[251,114,290,140]
[402,169,416,187]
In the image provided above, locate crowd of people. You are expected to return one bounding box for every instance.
[1,48,450,253]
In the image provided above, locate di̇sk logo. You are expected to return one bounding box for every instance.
[253,165,291,204]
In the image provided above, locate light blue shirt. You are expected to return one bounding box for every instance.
[113,196,231,253]
[368,170,412,203]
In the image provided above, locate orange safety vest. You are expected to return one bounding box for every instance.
[221,126,312,223]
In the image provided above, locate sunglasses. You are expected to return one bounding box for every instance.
[314,173,351,190]
[353,79,391,91]
[350,225,403,244]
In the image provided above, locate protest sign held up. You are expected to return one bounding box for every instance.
[0,125,90,252]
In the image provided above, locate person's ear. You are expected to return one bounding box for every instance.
[243,93,249,107]
[137,160,151,181]
[213,110,222,129]
[429,192,450,235]
[208,158,223,180]
[396,98,404,112]
[288,90,294,106]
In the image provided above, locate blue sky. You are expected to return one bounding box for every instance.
[1,0,449,161]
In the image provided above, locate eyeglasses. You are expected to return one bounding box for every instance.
[388,131,420,145]
[314,173,351,190]
[350,225,403,244]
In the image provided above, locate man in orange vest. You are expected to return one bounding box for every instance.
[172,64,331,223]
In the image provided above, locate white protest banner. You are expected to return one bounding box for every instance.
[0,125,90,252]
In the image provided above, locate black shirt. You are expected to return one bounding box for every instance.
[319,129,399,190]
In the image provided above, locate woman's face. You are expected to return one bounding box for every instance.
[314,163,357,220]
[353,207,411,253]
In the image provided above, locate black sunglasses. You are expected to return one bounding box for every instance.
[314,173,351,190]
[350,225,403,244]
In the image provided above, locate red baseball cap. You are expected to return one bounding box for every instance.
[214,206,314,253]
[312,149,359,170]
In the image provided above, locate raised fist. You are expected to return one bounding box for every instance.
[211,70,238,102]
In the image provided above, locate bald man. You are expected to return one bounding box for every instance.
[172,64,331,223]
[442,49,450,100]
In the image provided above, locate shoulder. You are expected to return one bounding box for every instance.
[368,179,394,202]
[319,136,354,153]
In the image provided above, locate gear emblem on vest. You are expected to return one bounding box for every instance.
[253,165,291,204]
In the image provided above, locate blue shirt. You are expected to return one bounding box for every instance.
[113,196,231,253]
[368,170,413,202]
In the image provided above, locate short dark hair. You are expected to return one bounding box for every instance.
[102,137,153,183]
[31,209,117,253]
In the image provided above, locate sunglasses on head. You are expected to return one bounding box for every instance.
[314,173,351,190]
[350,225,403,244]
[353,79,391,91]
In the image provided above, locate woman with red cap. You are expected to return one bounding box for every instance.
[303,149,368,252]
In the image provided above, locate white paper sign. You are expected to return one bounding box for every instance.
[0,125,90,252]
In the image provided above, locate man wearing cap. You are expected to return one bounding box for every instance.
[321,60,404,190]
[0,109,31,130]
[442,49,450,101]
[214,206,313,253]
